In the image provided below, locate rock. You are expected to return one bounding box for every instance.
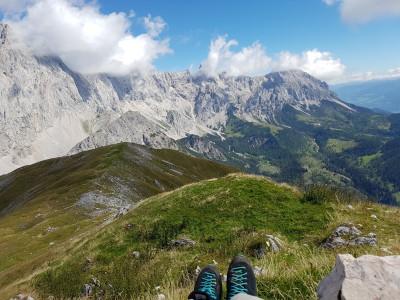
[154,179,165,191]
[370,214,378,219]
[108,284,115,293]
[212,259,218,265]
[158,294,166,300]
[81,284,92,296]
[253,266,266,276]
[170,238,195,248]
[91,277,100,287]
[331,226,362,237]
[86,258,92,264]
[317,254,400,299]
[222,274,227,282]
[47,297,54,300]
[257,243,264,257]
[195,266,201,275]
[380,248,393,254]
[346,205,354,210]
[155,286,161,291]
[132,251,140,257]
[256,235,282,254]
[322,224,376,248]
[49,242,54,246]
[349,237,377,246]
[44,226,59,233]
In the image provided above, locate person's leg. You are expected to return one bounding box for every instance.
[226,255,257,300]
[188,264,222,300]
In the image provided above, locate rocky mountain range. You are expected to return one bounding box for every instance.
[0,23,353,175]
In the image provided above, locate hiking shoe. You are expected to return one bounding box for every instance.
[188,264,222,300]
[226,255,257,300]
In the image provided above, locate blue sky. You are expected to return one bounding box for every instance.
[1,0,400,83]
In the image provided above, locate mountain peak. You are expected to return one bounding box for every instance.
[0,23,9,45]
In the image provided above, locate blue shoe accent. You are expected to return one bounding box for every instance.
[227,266,248,299]
[199,271,217,299]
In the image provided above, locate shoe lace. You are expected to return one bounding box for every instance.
[199,271,217,299]
[228,266,248,299]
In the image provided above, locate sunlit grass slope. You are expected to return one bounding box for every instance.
[0,143,239,298]
[31,174,400,299]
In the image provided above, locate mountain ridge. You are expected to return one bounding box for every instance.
[0,22,352,175]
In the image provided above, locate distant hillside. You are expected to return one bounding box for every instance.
[3,174,397,299]
[332,78,400,113]
[0,142,239,297]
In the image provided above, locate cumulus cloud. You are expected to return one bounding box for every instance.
[199,36,346,83]
[198,36,272,76]
[272,49,346,82]
[1,0,171,75]
[323,0,400,23]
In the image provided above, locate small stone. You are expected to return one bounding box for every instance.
[213,259,218,265]
[108,284,115,293]
[366,232,376,238]
[155,286,161,291]
[257,244,264,257]
[81,284,92,296]
[370,214,378,219]
[132,251,140,257]
[303,243,309,247]
[195,266,201,275]
[253,266,265,276]
[49,242,54,245]
[170,238,195,248]
[222,274,227,282]
[357,224,363,227]
[158,294,166,300]
[86,258,92,263]
[346,205,354,210]
[91,277,100,287]
[366,207,373,210]
[48,296,54,300]
[379,248,393,254]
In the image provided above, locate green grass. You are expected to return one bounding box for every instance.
[28,174,400,300]
[325,139,357,153]
[361,152,382,165]
[2,167,399,299]
[0,143,239,299]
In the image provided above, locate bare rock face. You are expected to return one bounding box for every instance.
[0,23,353,175]
[317,254,400,300]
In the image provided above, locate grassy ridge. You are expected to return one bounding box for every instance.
[0,143,239,298]
[30,174,400,299]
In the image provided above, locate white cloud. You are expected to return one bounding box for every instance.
[144,14,166,38]
[322,0,339,5]
[198,36,272,76]
[1,0,171,75]
[272,49,346,82]
[323,0,400,23]
[337,67,400,83]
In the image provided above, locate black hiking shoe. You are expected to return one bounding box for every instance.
[226,255,257,300]
[188,264,222,300]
